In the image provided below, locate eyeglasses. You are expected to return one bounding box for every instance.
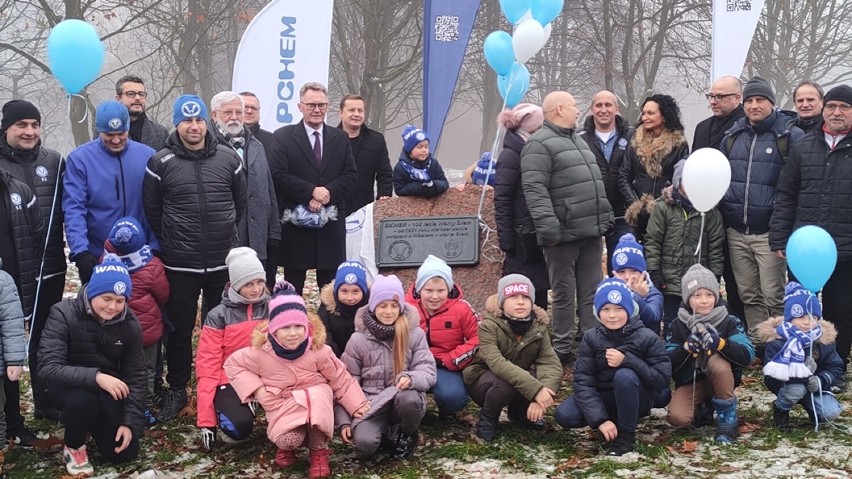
[824,103,852,112]
[301,102,329,111]
[705,93,737,102]
[122,91,148,99]
[243,106,259,112]
[217,109,244,117]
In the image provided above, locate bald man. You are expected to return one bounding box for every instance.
[579,91,635,268]
[521,91,614,365]
[692,76,746,322]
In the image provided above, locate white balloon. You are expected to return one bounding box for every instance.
[512,19,546,63]
[543,23,552,44]
[682,148,732,213]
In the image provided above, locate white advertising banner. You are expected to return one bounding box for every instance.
[232,0,334,130]
[710,0,765,82]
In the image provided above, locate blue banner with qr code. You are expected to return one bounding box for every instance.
[423,0,481,151]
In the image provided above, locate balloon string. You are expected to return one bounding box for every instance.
[695,212,705,264]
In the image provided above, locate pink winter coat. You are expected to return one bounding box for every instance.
[224,313,368,442]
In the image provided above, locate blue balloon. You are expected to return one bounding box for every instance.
[47,19,105,94]
[500,0,532,24]
[531,0,564,25]
[497,62,531,108]
[484,31,515,76]
[786,225,837,292]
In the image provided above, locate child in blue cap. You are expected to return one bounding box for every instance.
[393,125,449,197]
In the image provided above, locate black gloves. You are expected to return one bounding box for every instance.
[74,252,98,284]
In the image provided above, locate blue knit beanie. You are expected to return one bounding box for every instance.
[471,152,496,186]
[401,125,429,154]
[173,94,209,126]
[784,281,822,321]
[107,216,145,255]
[415,254,454,292]
[95,101,130,133]
[334,260,369,297]
[611,233,646,273]
[87,253,132,301]
[593,278,635,319]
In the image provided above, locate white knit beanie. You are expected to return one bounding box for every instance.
[415,255,454,292]
[226,247,266,292]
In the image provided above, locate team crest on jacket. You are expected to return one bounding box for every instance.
[36,166,48,180]
[114,282,127,295]
[10,193,21,208]
[607,290,622,304]
[182,101,202,117]
[618,138,628,149]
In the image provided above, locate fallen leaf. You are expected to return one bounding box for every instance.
[667,440,698,454]
[739,422,759,433]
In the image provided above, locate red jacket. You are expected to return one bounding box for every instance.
[195,287,269,428]
[103,243,169,348]
[406,283,480,371]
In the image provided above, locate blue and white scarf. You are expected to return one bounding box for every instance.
[763,321,822,381]
[400,157,432,183]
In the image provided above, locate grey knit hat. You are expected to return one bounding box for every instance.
[681,264,720,304]
[743,75,775,105]
[497,274,535,308]
[226,247,266,292]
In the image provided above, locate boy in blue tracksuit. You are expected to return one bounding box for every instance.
[757,282,844,432]
[610,233,664,334]
[63,101,159,283]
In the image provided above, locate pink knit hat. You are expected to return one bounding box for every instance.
[497,103,544,137]
[268,281,310,336]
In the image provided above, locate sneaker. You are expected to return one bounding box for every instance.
[606,432,635,457]
[63,444,94,477]
[8,427,41,449]
[157,388,188,422]
[391,431,418,460]
[830,378,847,394]
[144,409,158,428]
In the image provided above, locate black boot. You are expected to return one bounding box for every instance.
[773,402,791,433]
[606,431,636,456]
[391,430,418,459]
[476,410,499,441]
[157,387,188,422]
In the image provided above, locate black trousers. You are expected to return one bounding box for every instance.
[823,260,852,371]
[53,387,139,463]
[164,269,228,390]
[214,384,254,440]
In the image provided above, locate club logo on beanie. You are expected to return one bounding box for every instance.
[607,290,623,304]
[108,117,123,130]
[344,273,358,284]
[182,101,201,117]
[114,282,127,295]
[791,304,804,318]
[614,252,628,267]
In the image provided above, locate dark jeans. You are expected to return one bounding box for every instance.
[284,268,335,296]
[214,384,254,440]
[823,260,852,371]
[662,295,682,340]
[432,368,469,415]
[52,387,139,463]
[164,269,228,389]
[555,368,654,434]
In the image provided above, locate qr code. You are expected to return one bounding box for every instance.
[435,15,459,42]
[726,0,751,11]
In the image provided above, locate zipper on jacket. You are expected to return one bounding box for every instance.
[117,153,128,216]
[195,161,210,271]
[743,134,757,234]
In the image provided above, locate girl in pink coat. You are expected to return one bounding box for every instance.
[224,282,369,479]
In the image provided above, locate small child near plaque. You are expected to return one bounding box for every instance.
[463,274,562,442]
[405,255,480,421]
[317,260,370,357]
[393,125,449,197]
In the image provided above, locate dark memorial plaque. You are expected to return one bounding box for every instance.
[377,215,480,267]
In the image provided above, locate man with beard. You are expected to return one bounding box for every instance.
[115,75,170,151]
[337,94,393,212]
[143,94,246,421]
[209,91,280,285]
[239,92,274,156]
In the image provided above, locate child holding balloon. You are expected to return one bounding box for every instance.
[644,160,724,337]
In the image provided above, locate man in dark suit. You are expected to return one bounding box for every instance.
[337,94,393,212]
[268,82,358,294]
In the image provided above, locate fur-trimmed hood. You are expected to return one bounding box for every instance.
[354,303,421,334]
[484,294,550,325]
[319,280,338,315]
[755,316,838,345]
[252,311,328,350]
[631,127,686,178]
[625,193,656,229]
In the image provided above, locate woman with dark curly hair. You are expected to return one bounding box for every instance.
[618,94,690,241]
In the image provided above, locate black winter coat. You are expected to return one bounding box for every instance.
[579,115,635,216]
[0,171,44,318]
[131,114,170,152]
[619,128,690,204]
[338,124,393,212]
[38,292,147,435]
[692,106,745,151]
[493,130,549,291]
[143,130,246,272]
[573,317,671,428]
[269,121,358,270]
[721,110,803,234]
[0,137,66,278]
[393,152,449,198]
[770,132,852,260]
